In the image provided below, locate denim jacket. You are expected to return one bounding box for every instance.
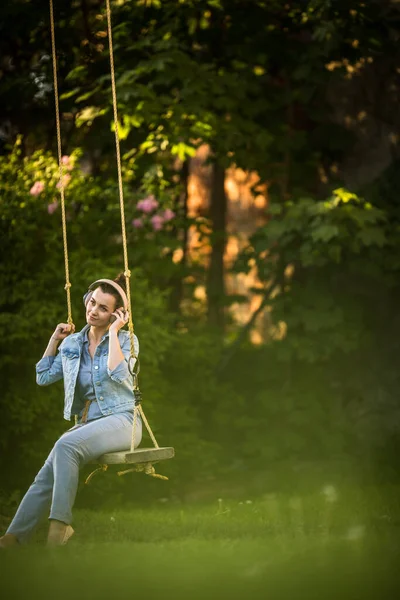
[36,324,139,421]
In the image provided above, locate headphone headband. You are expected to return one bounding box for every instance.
[84,278,128,310]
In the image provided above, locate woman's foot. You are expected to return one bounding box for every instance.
[0,533,19,549]
[47,520,74,547]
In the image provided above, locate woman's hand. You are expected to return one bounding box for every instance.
[109,308,129,333]
[51,323,76,341]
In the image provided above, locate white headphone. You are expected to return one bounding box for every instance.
[83,279,128,311]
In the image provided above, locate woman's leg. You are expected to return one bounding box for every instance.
[49,412,141,525]
[4,424,82,543]
[5,457,55,543]
[5,412,141,543]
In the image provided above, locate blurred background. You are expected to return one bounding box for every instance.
[1,0,400,510]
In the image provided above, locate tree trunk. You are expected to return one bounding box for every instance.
[168,159,189,314]
[206,160,227,332]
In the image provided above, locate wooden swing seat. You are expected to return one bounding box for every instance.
[86,447,175,483]
[95,446,175,465]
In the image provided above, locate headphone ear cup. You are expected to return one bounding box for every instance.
[83,291,92,307]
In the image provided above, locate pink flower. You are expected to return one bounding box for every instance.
[56,173,72,190]
[30,181,45,196]
[137,195,159,213]
[162,208,176,222]
[61,155,73,170]
[151,214,164,231]
[132,218,144,229]
[47,200,59,215]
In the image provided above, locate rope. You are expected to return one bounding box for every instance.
[81,400,91,424]
[131,405,138,452]
[105,0,160,452]
[117,463,168,480]
[105,0,135,356]
[49,0,164,464]
[85,464,108,485]
[130,403,160,451]
[49,0,73,327]
[139,405,160,449]
[85,462,168,484]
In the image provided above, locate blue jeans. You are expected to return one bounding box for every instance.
[6,408,142,543]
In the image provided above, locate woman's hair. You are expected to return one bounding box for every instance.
[98,273,127,309]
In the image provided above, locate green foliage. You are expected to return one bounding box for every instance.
[226,183,400,474]
[246,190,387,274]
[234,189,392,361]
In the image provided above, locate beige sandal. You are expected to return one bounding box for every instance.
[0,533,19,549]
[47,520,75,547]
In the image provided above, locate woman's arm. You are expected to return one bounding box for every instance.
[36,323,75,386]
[107,331,139,384]
[108,329,125,372]
[42,335,62,359]
[36,352,63,386]
[107,309,139,383]
[43,322,75,358]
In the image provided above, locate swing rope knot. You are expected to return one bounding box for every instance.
[64,282,72,290]
[117,463,169,480]
[84,464,108,485]
[124,269,131,279]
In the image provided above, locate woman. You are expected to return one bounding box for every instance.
[0,275,141,547]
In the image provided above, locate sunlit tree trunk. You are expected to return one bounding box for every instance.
[206,160,227,332]
[168,159,189,314]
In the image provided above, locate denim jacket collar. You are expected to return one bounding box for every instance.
[76,324,110,347]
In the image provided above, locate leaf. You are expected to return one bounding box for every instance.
[311,224,340,242]
[59,88,80,101]
[75,106,107,128]
[333,188,359,204]
[357,228,387,247]
[253,66,266,76]
[349,206,386,226]
[171,142,196,160]
[65,65,87,82]
[75,86,101,104]
[260,219,289,242]
[111,118,130,140]
[267,203,283,216]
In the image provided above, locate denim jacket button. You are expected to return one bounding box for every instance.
[94,366,99,370]
[99,396,104,401]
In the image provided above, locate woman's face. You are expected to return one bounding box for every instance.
[86,287,117,328]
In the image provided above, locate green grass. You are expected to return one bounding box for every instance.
[1,485,400,600]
